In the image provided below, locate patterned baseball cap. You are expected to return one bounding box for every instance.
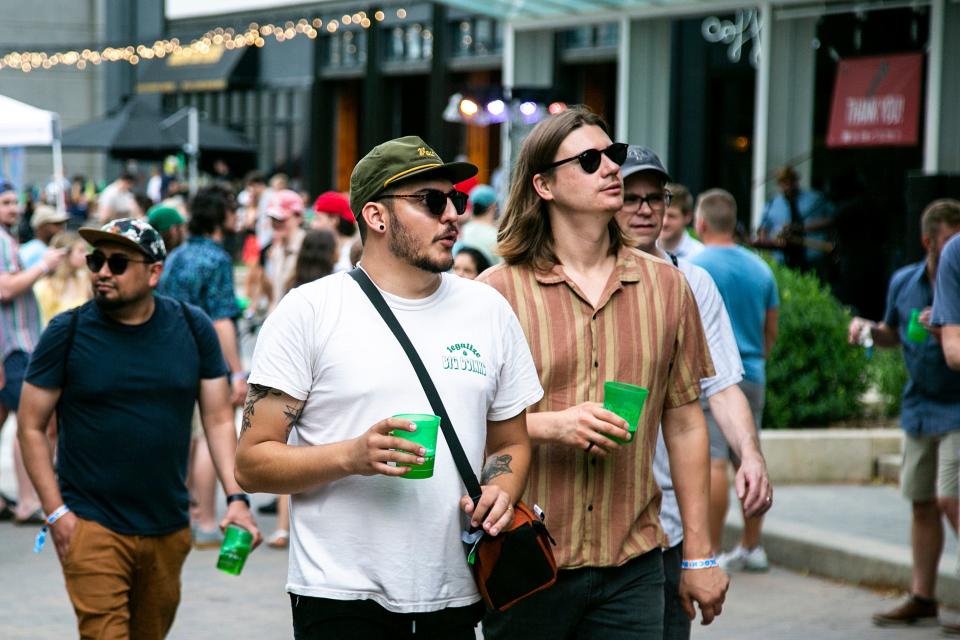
[79,218,167,262]
[620,145,671,182]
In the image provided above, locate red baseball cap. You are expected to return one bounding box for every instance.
[312,191,354,223]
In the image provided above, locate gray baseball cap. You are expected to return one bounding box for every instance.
[621,145,670,182]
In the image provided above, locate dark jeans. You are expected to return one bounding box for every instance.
[0,350,29,411]
[662,542,691,640]
[290,594,483,640]
[483,548,665,640]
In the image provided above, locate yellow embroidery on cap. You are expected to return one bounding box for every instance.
[417,147,438,158]
[383,163,443,187]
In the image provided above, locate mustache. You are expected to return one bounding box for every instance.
[432,227,458,242]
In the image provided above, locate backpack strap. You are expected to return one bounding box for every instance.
[55,306,81,431]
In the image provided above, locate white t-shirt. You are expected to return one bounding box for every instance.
[654,256,743,546]
[671,232,705,261]
[248,270,544,613]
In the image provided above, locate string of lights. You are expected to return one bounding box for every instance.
[0,8,409,73]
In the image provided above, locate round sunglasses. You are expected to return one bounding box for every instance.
[86,251,153,275]
[541,142,629,174]
[379,188,468,216]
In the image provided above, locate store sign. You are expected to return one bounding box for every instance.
[701,10,761,68]
[826,52,922,148]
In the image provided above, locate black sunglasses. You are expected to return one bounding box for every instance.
[379,189,468,216]
[86,251,153,275]
[541,142,629,174]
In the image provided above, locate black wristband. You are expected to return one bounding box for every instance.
[226,493,250,508]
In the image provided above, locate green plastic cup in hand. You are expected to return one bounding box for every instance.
[216,524,253,576]
[390,413,441,479]
[907,308,928,343]
[602,381,649,445]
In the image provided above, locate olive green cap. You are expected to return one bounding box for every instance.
[349,136,477,219]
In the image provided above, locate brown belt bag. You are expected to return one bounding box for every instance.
[349,268,558,612]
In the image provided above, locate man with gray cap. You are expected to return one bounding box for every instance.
[236,135,542,638]
[617,146,772,640]
[17,218,259,640]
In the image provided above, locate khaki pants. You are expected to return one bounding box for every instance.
[63,518,192,640]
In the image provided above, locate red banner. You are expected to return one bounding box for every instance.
[826,52,923,148]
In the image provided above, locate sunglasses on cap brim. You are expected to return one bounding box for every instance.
[86,250,154,275]
[378,189,469,216]
[541,142,629,174]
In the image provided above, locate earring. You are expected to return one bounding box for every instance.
[379,224,385,231]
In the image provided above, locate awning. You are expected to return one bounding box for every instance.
[136,44,257,94]
[0,94,56,147]
[437,0,711,21]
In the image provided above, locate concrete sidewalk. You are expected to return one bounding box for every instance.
[721,483,960,607]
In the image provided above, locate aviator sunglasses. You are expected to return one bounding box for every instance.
[541,142,629,174]
[379,188,469,216]
[86,251,153,275]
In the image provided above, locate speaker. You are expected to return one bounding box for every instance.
[904,173,960,263]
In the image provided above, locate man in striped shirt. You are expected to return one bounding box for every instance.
[0,181,65,522]
[479,108,728,639]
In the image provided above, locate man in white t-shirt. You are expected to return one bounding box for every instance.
[616,146,772,640]
[659,183,704,261]
[236,136,543,639]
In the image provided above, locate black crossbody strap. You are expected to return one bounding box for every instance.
[348,268,483,504]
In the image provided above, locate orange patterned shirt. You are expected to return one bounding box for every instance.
[478,246,714,569]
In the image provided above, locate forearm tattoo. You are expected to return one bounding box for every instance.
[481,454,513,484]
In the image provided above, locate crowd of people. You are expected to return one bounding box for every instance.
[0,103,958,639]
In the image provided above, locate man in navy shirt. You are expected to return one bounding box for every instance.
[848,199,960,631]
[17,218,260,640]
[932,217,960,371]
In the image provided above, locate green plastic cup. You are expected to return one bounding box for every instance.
[603,381,649,445]
[216,525,253,576]
[907,308,928,343]
[390,413,441,479]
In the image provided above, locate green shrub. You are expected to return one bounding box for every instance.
[762,257,870,429]
[867,347,908,417]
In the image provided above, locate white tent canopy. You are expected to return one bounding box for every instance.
[0,94,66,212]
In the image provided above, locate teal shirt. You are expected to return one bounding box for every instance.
[691,245,779,383]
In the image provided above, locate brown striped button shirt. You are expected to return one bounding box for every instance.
[478,246,714,569]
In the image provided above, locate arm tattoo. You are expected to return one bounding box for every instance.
[481,454,513,484]
[239,383,281,439]
[282,403,305,440]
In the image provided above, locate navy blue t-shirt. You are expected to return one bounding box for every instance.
[26,296,229,535]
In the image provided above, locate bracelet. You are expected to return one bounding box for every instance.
[34,505,71,554]
[226,493,250,508]
[45,504,71,525]
[680,557,718,570]
[230,371,249,384]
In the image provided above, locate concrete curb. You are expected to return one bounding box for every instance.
[723,519,960,607]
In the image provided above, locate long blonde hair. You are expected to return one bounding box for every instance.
[497,106,631,272]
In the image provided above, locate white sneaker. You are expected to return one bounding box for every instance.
[718,544,769,572]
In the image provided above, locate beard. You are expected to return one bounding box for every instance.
[94,292,126,310]
[388,213,454,273]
